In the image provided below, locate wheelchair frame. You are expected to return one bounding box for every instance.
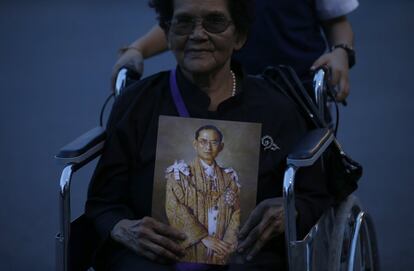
[55,68,379,271]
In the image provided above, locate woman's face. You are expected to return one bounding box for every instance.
[167,0,246,75]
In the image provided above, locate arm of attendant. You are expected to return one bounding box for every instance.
[111,25,169,90]
[165,174,209,249]
[129,25,169,59]
[311,16,355,101]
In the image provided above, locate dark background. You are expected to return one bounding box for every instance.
[0,0,413,270]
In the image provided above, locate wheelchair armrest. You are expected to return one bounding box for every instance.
[283,128,334,254]
[287,128,334,167]
[55,126,106,167]
[55,127,106,271]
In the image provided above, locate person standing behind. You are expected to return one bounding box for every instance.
[111,0,359,101]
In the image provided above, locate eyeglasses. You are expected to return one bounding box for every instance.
[167,14,233,35]
[197,138,221,147]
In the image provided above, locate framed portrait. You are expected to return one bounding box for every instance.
[152,115,261,265]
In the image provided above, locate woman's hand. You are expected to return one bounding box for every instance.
[311,48,350,102]
[237,198,285,261]
[110,48,144,92]
[111,217,187,264]
[201,236,232,256]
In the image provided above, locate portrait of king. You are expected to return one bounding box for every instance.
[164,125,241,265]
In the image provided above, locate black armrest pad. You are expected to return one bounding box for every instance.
[288,128,332,160]
[56,127,106,159]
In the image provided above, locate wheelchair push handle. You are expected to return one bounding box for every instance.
[312,66,347,106]
[312,68,328,110]
[114,67,142,97]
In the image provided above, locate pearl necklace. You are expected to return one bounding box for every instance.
[230,70,236,97]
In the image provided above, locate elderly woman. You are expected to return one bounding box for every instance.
[86,0,332,270]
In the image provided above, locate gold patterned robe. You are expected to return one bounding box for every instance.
[165,158,240,265]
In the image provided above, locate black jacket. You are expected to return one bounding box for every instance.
[85,65,332,254]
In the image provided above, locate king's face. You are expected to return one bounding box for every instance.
[193,129,223,164]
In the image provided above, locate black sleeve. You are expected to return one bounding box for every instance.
[84,87,141,241]
[85,73,167,243]
[295,158,332,239]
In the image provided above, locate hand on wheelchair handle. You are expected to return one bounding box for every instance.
[111,48,144,92]
[111,217,187,264]
[311,49,350,102]
[237,197,285,261]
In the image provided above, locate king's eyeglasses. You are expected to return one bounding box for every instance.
[167,14,233,35]
[197,138,221,147]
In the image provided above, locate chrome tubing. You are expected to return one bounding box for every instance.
[313,69,327,120]
[347,211,365,271]
[56,164,74,271]
[348,212,380,271]
[115,68,128,97]
[283,165,298,269]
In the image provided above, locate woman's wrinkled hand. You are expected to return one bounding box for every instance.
[237,198,285,261]
[111,217,187,264]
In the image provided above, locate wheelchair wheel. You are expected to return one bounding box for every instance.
[348,212,379,271]
[328,195,380,271]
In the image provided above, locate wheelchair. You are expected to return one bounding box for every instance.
[55,67,380,271]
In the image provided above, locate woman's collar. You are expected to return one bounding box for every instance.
[174,60,247,111]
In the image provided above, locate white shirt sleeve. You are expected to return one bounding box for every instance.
[315,0,359,20]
